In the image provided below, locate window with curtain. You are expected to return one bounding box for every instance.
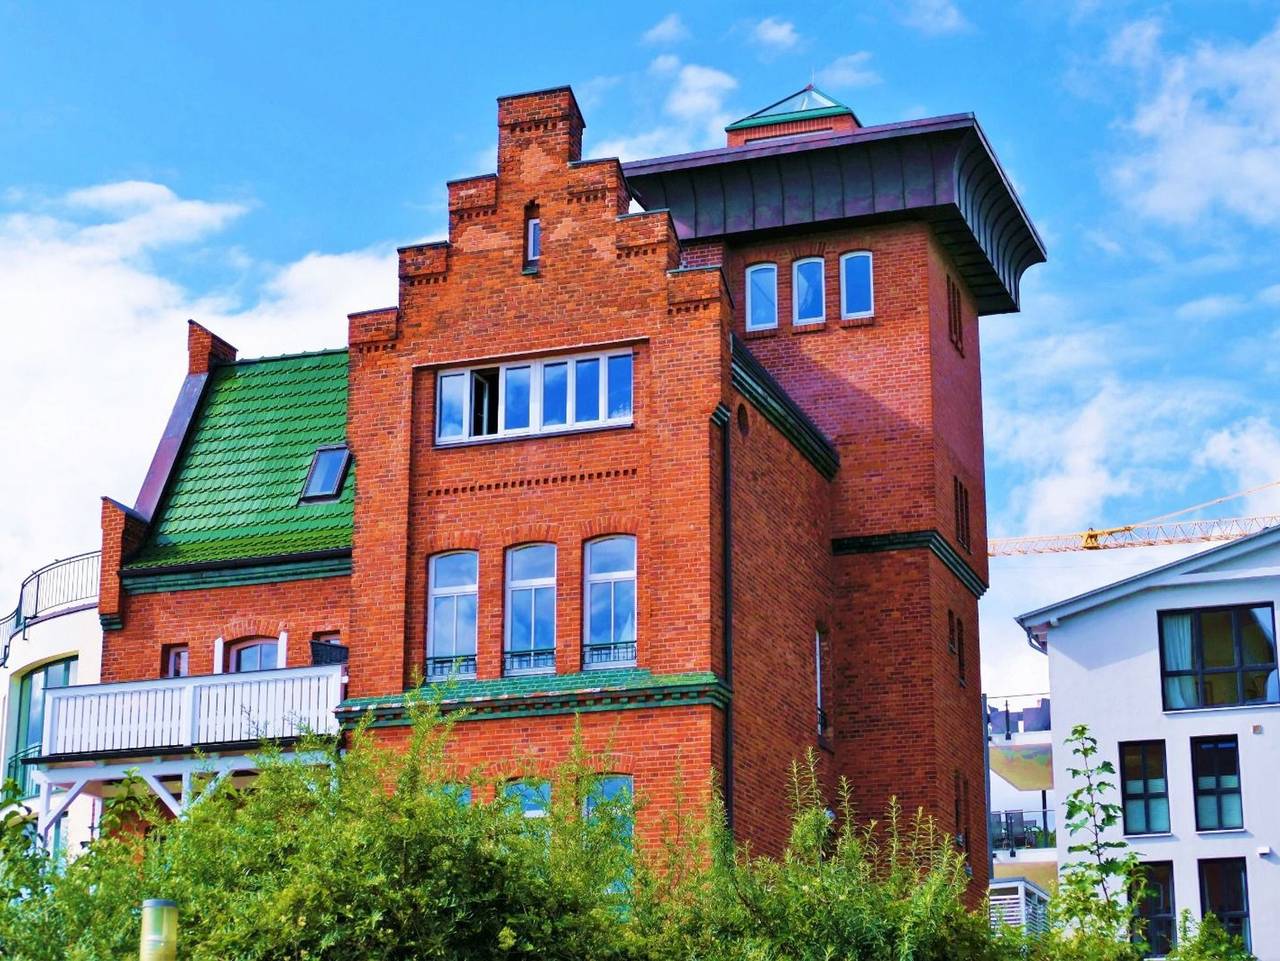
[427,551,478,679]
[1159,605,1277,710]
[506,544,556,674]
[745,263,778,330]
[1119,740,1170,835]
[584,536,636,668]
[792,257,825,325]
[1199,858,1250,951]
[1191,736,1243,831]
[1132,862,1176,957]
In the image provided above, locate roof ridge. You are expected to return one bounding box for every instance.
[220,346,349,368]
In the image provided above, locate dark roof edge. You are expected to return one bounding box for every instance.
[966,115,1047,261]
[132,372,209,521]
[122,546,353,577]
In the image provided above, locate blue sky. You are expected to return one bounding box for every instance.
[3,1,1279,694]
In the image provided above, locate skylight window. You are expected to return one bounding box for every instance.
[301,445,350,501]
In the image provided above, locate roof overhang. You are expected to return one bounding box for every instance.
[622,114,1046,315]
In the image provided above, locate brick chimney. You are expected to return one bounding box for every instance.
[497,86,585,172]
[187,319,237,374]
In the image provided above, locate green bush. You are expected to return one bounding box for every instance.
[0,710,1254,961]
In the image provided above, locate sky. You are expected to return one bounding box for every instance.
[2,1,1280,699]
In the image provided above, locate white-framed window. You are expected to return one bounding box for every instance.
[427,551,479,680]
[505,543,556,675]
[163,644,189,679]
[745,262,778,331]
[792,257,825,325]
[435,349,633,445]
[526,217,541,262]
[584,536,637,669]
[227,638,279,673]
[839,251,874,319]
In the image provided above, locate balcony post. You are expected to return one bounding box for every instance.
[182,684,198,747]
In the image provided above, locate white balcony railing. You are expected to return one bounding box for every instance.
[40,664,344,758]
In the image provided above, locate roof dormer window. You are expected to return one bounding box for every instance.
[301,445,350,501]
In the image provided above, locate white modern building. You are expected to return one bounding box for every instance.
[1017,528,1280,959]
[0,552,103,853]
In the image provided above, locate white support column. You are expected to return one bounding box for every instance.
[277,630,289,668]
[140,771,182,817]
[38,779,87,840]
[212,636,225,675]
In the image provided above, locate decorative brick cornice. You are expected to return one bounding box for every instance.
[336,669,731,728]
[831,529,988,598]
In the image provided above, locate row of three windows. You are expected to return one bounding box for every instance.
[437,350,633,444]
[428,537,636,677]
[746,251,873,331]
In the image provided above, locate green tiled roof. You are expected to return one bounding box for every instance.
[126,350,353,569]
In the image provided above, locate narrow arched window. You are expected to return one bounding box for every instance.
[745,263,778,331]
[427,551,479,679]
[584,536,637,668]
[792,257,825,325]
[839,251,874,319]
[524,201,541,270]
[505,544,556,675]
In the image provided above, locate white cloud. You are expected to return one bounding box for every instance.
[1196,418,1280,514]
[0,182,396,612]
[594,60,738,161]
[1105,17,1162,70]
[815,52,881,90]
[898,0,970,36]
[751,17,800,51]
[1258,283,1280,306]
[642,13,688,45]
[1174,293,1249,321]
[1112,20,1280,226]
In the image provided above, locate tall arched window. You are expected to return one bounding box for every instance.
[226,638,279,673]
[11,657,77,797]
[839,251,874,320]
[792,257,825,325]
[584,536,637,668]
[427,551,479,679]
[505,544,556,675]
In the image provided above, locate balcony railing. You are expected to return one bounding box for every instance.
[583,641,636,669]
[504,650,555,675]
[1,551,101,667]
[426,654,477,680]
[990,809,1056,851]
[40,664,344,758]
[5,743,40,799]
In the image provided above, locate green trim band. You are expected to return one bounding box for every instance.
[338,669,731,728]
[730,336,839,479]
[99,613,124,632]
[832,529,988,598]
[725,105,852,132]
[122,556,352,594]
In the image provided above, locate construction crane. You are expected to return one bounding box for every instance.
[989,481,1280,557]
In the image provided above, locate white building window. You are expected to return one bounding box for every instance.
[839,251,874,319]
[584,536,636,669]
[227,638,278,673]
[435,349,633,445]
[526,217,541,263]
[745,263,778,331]
[792,257,825,325]
[427,551,479,680]
[506,544,556,675]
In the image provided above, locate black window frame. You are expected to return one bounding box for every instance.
[947,275,965,356]
[1157,603,1278,711]
[1190,735,1243,831]
[1132,861,1176,958]
[1119,740,1170,836]
[1198,858,1250,951]
[299,444,351,502]
[953,477,971,553]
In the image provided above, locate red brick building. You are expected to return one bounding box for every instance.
[32,85,1043,891]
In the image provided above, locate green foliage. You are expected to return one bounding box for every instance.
[1166,912,1253,961]
[0,714,1253,961]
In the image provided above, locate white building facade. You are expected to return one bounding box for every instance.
[1,552,103,853]
[1018,529,1280,959]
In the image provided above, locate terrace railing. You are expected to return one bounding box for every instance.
[1,551,101,667]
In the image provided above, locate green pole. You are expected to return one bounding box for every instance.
[139,899,177,961]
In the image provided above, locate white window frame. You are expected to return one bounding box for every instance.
[163,645,189,679]
[526,217,541,262]
[792,257,826,325]
[225,636,282,674]
[505,543,557,676]
[427,551,479,680]
[583,535,638,670]
[435,349,634,446]
[839,250,874,320]
[745,262,778,331]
